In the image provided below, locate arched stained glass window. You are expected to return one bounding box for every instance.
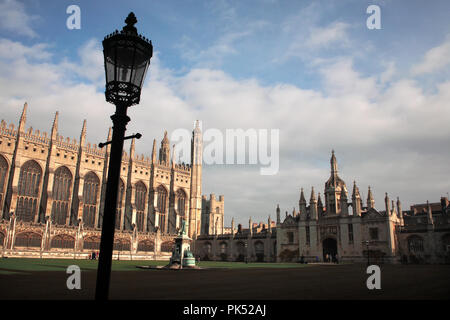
[51,166,72,225]
[16,160,41,222]
[82,172,100,228]
[0,155,8,210]
[176,189,186,219]
[135,181,147,232]
[157,185,167,232]
[115,179,125,230]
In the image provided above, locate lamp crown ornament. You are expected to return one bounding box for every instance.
[124,12,137,33]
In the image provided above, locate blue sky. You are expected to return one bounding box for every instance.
[1,0,450,225]
[6,0,450,88]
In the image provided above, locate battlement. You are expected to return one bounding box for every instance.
[174,162,191,173]
[0,120,17,138]
[133,153,151,166]
[84,142,105,157]
[207,193,224,202]
[55,135,78,151]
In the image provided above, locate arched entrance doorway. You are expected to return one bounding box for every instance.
[323,238,337,262]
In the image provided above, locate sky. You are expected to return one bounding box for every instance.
[0,0,449,227]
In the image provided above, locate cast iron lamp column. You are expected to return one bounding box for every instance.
[95,12,153,301]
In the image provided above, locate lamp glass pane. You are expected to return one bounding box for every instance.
[105,56,115,83]
[115,45,136,83]
[131,50,147,87]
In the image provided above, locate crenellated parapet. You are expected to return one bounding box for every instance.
[174,162,191,173]
[84,142,105,157]
[133,153,151,167]
[55,135,78,152]
[0,120,18,139]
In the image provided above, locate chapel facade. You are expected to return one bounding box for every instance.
[0,103,224,259]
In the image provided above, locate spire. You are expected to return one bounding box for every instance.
[107,127,112,141]
[427,200,433,225]
[79,119,87,146]
[18,102,27,133]
[151,139,157,164]
[194,120,201,133]
[159,131,170,165]
[231,217,235,236]
[299,188,307,219]
[310,187,316,203]
[317,192,323,207]
[352,181,362,216]
[268,215,272,232]
[292,207,296,217]
[352,181,360,199]
[330,149,338,178]
[191,120,203,166]
[172,144,176,168]
[51,111,58,140]
[310,187,318,220]
[249,216,253,235]
[162,130,169,144]
[385,193,390,215]
[130,137,135,158]
[276,204,280,224]
[397,197,403,220]
[299,188,306,204]
[391,200,396,215]
[367,186,375,209]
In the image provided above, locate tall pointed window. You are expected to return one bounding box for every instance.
[135,181,147,232]
[305,226,311,245]
[82,172,99,228]
[348,223,354,244]
[157,185,167,232]
[16,160,41,222]
[115,179,125,230]
[0,155,8,211]
[176,189,186,220]
[51,166,72,225]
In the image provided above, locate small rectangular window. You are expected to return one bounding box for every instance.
[287,232,294,244]
[369,228,378,240]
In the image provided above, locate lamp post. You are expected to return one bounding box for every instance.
[95,12,153,300]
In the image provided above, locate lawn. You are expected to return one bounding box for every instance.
[0,257,311,274]
[1,261,449,299]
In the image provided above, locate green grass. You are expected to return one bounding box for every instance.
[196,261,311,268]
[0,258,311,274]
[0,258,167,274]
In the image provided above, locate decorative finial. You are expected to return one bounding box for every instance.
[123,12,138,34]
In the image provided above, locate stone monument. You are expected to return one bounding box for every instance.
[168,219,196,268]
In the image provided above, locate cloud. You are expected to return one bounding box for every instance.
[0,37,449,226]
[0,0,38,38]
[305,22,350,49]
[60,38,104,86]
[411,35,450,75]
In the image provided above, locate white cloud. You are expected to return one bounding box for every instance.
[0,37,449,225]
[0,0,38,38]
[60,38,104,86]
[412,35,450,75]
[305,22,350,49]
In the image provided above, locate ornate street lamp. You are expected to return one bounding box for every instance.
[95,12,153,300]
